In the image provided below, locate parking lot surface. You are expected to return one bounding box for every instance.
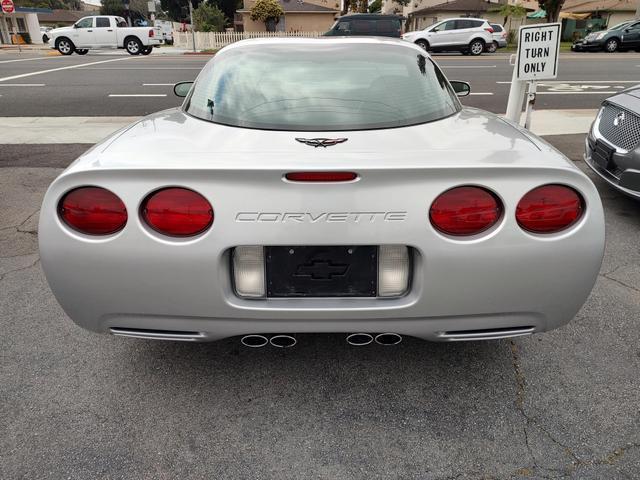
[1,49,640,479]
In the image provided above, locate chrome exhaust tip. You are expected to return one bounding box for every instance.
[241,334,269,348]
[374,333,402,346]
[346,333,374,346]
[269,334,297,348]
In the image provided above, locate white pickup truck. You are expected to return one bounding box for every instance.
[48,16,162,56]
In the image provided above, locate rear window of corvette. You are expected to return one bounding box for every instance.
[185,43,461,131]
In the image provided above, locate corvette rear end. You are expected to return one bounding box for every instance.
[39,38,605,344]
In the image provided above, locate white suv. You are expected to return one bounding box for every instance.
[402,18,494,56]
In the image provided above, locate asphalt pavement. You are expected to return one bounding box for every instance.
[1,48,640,479]
[1,50,640,115]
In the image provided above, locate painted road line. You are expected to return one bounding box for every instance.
[108,94,167,97]
[441,65,497,68]
[79,67,202,70]
[469,93,494,95]
[537,91,617,95]
[142,83,175,86]
[0,83,45,86]
[0,56,60,64]
[0,57,130,83]
[497,80,640,84]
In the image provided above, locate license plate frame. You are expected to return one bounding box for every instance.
[265,246,377,298]
[593,140,614,170]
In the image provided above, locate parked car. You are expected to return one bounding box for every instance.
[324,14,403,37]
[571,21,638,53]
[584,86,640,199]
[486,23,507,53]
[40,26,52,43]
[48,15,162,55]
[39,38,605,346]
[402,18,494,55]
[154,19,174,45]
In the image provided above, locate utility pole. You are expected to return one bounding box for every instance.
[188,0,196,52]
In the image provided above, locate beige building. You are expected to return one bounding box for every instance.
[561,0,639,27]
[238,0,340,32]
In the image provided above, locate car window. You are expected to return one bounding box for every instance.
[455,20,472,29]
[335,21,350,32]
[628,22,640,30]
[610,22,630,30]
[96,17,110,28]
[376,19,400,33]
[352,20,374,34]
[186,44,460,131]
[75,18,93,29]
[116,18,128,27]
[490,24,502,32]
[440,20,457,31]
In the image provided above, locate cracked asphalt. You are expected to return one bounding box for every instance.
[1,135,639,479]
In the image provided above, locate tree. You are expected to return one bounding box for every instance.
[193,1,226,31]
[15,0,81,9]
[250,0,284,32]
[368,0,381,13]
[538,0,565,22]
[160,0,205,22]
[100,0,124,15]
[490,3,527,27]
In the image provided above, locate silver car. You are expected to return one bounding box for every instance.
[39,38,605,346]
[585,86,640,199]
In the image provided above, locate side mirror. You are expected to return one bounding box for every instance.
[73,24,78,28]
[174,81,193,98]
[450,80,471,97]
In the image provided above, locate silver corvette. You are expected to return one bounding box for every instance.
[39,38,605,346]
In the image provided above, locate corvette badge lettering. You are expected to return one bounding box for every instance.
[235,212,407,223]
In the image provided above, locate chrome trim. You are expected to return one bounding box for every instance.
[109,328,204,341]
[438,326,534,341]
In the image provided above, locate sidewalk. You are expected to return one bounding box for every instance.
[0,110,597,144]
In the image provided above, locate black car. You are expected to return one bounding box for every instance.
[572,20,640,53]
[324,14,404,38]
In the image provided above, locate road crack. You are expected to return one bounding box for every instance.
[0,258,40,283]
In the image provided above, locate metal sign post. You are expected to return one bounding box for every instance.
[505,23,561,128]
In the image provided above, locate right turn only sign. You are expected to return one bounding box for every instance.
[516,23,561,81]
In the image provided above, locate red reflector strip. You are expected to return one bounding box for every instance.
[285,172,358,182]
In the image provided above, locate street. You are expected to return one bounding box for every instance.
[1,48,640,479]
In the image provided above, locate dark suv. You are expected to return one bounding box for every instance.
[324,14,404,38]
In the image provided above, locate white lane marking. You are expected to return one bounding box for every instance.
[0,83,45,86]
[0,57,130,83]
[0,56,60,64]
[537,91,617,95]
[497,80,640,84]
[79,67,202,70]
[441,65,497,68]
[108,94,167,97]
[469,92,494,96]
[142,83,175,86]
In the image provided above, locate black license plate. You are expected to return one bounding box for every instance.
[266,246,377,297]
[593,140,614,170]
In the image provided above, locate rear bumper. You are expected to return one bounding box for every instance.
[40,162,605,342]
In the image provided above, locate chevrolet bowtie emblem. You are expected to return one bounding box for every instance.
[295,138,348,148]
[294,260,348,280]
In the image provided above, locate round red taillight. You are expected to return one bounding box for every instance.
[516,185,583,234]
[141,187,213,237]
[59,186,127,235]
[430,186,502,236]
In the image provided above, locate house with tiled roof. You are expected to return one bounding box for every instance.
[237,0,340,32]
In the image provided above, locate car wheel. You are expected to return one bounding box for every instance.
[486,41,497,53]
[415,39,429,51]
[76,49,89,55]
[469,39,485,56]
[42,34,49,43]
[140,46,153,55]
[605,38,619,52]
[125,37,142,55]
[55,38,75,55]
